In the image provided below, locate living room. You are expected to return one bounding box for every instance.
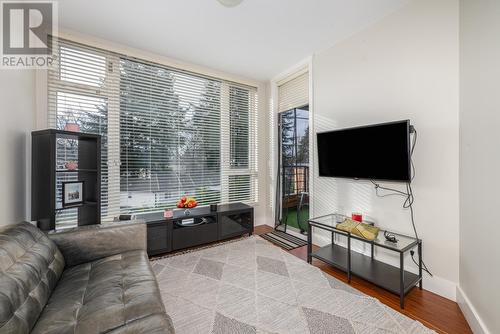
[0,0,497,333]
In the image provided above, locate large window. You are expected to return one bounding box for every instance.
[48,39,258,224]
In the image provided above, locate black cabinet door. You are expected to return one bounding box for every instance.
[147,222,171,255]
[172,217,218,250]
[218,210,253,240]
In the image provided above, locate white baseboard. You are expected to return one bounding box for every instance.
[311,232,457,301]
[423,275,457,301]
[457,286,490,334]
[254,215,274,227]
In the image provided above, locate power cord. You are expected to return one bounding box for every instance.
[370,128,433,277]
[410,250,433,277]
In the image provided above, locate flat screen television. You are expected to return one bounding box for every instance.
[317,120,411,182]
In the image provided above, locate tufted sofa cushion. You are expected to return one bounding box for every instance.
[0,222,65,333]
[31,250,174,334]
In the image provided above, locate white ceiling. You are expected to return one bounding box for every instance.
[58,0,408,81]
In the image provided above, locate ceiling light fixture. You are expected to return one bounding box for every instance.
[217,0,244,8]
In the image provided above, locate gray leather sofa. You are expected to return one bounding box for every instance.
[0,221,174,334]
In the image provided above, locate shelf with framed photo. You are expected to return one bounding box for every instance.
[32,129,101,231]
[62,180,85,207]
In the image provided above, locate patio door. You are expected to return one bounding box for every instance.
[276,106,309,234]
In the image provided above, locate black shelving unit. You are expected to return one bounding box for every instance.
[307,213,422,308]
[32,129,101,231]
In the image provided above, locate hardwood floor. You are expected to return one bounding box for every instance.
[254,225,472,334]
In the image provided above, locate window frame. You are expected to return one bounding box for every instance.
[40,37,260,221]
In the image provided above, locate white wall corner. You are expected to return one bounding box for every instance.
[457,286,490,334]
[423,275,457,302]
[254,214,273,227]
[271,56,313,85]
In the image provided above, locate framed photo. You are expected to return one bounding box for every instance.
[62,181,84,207]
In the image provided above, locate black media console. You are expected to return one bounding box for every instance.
[134,203,254,256]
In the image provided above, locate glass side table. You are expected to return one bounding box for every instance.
[307,213,423,308]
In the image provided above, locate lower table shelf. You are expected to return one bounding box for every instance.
[307,213,423,309]
[311,244,421,297]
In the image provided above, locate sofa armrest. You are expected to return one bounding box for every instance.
[48,220,147,267]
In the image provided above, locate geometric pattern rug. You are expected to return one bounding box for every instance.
[151,236,434,334]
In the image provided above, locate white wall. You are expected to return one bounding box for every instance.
[0,70,36,224]
[459,0,500,332]
[311,0,459,300]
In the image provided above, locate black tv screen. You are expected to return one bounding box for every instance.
[317,120,411,182]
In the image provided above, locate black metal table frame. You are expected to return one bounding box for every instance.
[307,217,422,308]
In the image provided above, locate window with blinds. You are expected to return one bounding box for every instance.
[47,38,258,224]
[278,70,309,113]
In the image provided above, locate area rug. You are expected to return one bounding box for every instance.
[151,236,434,334]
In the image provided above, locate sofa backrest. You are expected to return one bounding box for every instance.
[0,222,65,333]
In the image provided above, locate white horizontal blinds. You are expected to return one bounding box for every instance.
[225,84,258,203]
[119,57,223,212]
[278,70,309,112]
[47,38,119,227]
[48,38,258,219]
[230,86,249,168]
[119,57,258,213]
